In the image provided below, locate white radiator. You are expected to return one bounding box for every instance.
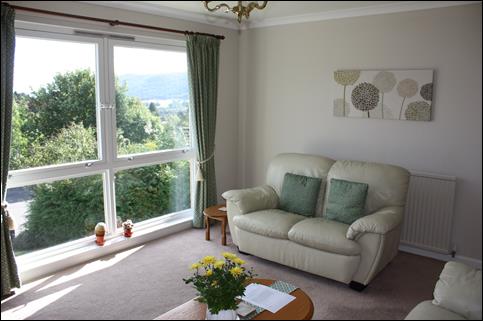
[401,171,456,254]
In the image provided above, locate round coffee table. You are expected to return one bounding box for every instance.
[154,278,314,320]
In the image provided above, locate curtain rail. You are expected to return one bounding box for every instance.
[6,3,225,40]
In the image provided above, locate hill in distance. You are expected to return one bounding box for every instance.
[118,72,189,101]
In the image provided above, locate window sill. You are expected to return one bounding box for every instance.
[18,210,193,283]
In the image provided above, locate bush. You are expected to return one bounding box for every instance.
[13,175,104,252]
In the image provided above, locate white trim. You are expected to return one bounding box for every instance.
[80,1,241,30]
[80,1,481,30]
[246,1,482,29]
[399,245,482,269]
[18,211,193,283]
[7,149,193,188]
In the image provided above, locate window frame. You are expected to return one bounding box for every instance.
[7,20,195,257]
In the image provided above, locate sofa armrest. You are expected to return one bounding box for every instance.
[222,185,278,214]
[433,261,482,320]
[346,206,404,240]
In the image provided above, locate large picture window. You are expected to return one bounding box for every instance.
[7,27,193,256]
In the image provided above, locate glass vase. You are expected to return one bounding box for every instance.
[206,308,239,320]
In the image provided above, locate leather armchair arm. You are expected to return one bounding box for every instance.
[346,206,404,240]
[222,185,278,214]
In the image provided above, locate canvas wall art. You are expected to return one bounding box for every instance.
[333,69,433,121]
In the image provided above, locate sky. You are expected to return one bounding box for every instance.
[14,36,188,94]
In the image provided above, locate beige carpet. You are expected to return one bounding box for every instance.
[1,225,444,320]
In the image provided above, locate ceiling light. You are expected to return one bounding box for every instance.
[202,1,268,23]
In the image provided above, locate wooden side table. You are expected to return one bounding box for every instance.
[204,204,228,246]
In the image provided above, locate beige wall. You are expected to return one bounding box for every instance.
[238,4,482,260]
[9,1,241,201]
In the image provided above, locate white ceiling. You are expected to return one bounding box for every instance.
[84,1,481,30]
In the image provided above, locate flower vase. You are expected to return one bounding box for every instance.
[206,308,239,320]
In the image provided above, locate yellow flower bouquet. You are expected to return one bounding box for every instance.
[184,252,255,317]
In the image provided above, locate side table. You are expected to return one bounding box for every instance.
[204,204,228,246]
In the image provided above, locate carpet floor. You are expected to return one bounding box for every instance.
[1,225,445,320]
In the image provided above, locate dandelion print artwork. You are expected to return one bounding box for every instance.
[351,82,380,118]
[405,101,431,121]
[420,83,433,101]
[332,69,433,121]
[372,71,396,119]
[334,70,360,116]
[397,78,419,119]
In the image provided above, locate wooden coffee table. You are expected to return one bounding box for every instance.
[204,204,228,246]
[154,279,314,320]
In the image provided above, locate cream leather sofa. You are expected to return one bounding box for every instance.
[222,153,410,289]
[405,261,482,320]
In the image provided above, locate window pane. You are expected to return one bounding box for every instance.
[114,46,190,156]
[6,175,104,256]
[115,161,191,225]
[11,36,99,171]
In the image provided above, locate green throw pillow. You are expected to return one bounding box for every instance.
[279,173,322,216]
[325,178,368,225]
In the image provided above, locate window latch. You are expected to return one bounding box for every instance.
[100,104,114,109]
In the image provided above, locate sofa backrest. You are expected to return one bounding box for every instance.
[266,153,335,217]
[324,160,410,215]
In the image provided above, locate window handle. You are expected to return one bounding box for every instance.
[85,162,94,167]
[127,157,134,161]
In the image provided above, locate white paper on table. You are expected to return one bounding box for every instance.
[219,207,227,211]
[241,283,296,314]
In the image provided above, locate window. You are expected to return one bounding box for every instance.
[7,27,193,256]
[11,36,99,170]
[113,45,190,156]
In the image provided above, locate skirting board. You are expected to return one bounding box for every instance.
[399,245,482,269]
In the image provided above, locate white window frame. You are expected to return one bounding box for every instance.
[7,19,196,261]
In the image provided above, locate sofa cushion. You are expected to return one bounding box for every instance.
[324,160,409,215]
[433,261,482,320]
[405,301,466,320]
[288,218,361,256]
[266,153,335,217]
[279,173,321,216]
[325,178,368,225]
[233,209,306,239]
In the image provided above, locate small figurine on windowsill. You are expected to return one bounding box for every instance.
[95,222,106,246]
[122,220,134,238]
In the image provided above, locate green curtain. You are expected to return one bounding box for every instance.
[186,34,220,228]
[1,3,20,297]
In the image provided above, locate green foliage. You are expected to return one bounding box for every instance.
[13,175,104,252]
[10,100,31,170]
[29,70,98,138]
[11,69,191,254]
[115,161,191,223]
